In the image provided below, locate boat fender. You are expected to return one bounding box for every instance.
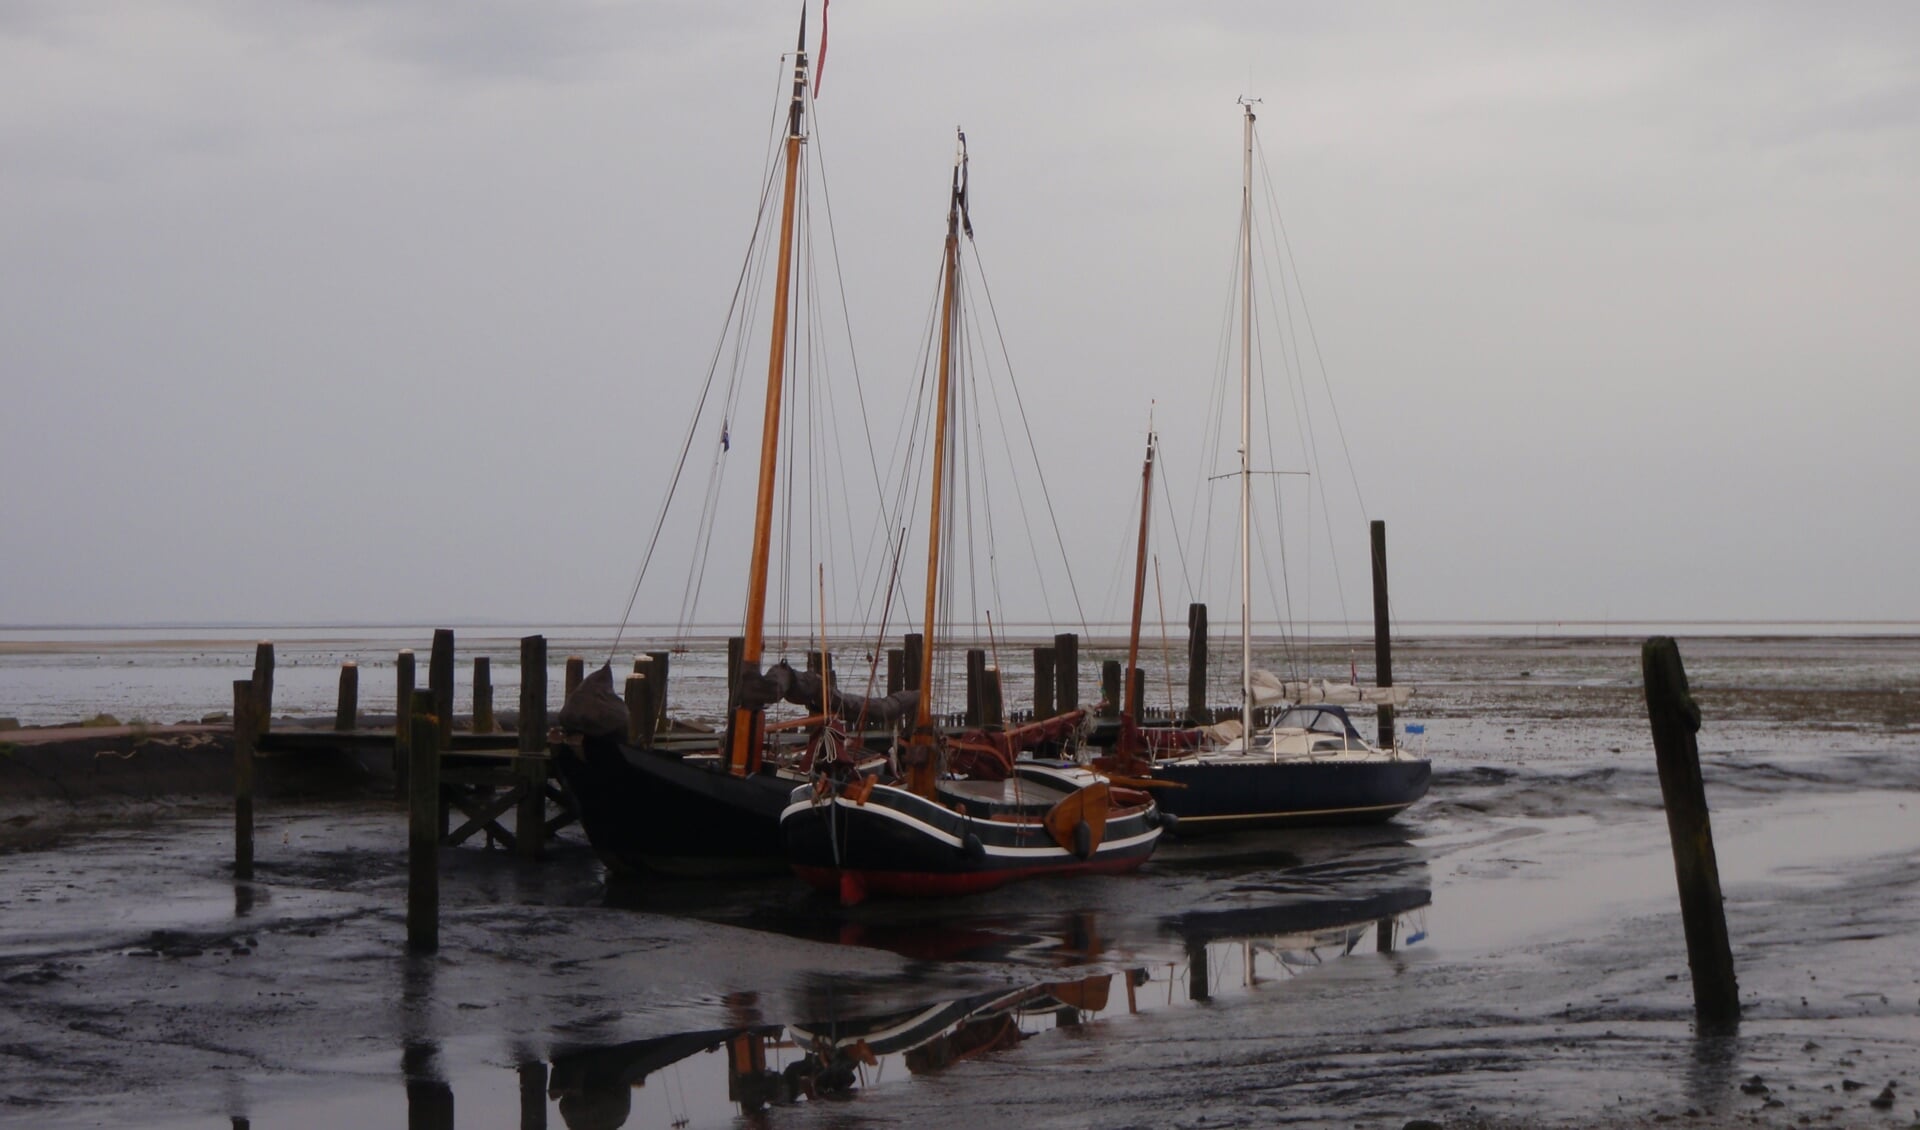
[960,832,986,861]
[1072,820,1093,859]
[1157,810,1179,834]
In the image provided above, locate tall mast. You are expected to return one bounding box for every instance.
[903,130,967,798]
[728,13,810,776]
[1238,99,1256,750]
[1118,425,1156,761]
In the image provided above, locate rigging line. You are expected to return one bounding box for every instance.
[608,111,789,663]
[1251,156,1355,650]
[964,239,1091,637]
[1254,132,1369,520]
[957,253,1063,633]
[806,102,897,613]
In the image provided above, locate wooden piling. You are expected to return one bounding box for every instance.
[1376,917,1395,953]
[518,1061,547,1130]
[395,649,416,800]
[626,673,655,749]
[1127,666,1145,719]
[1643,636,1740,1025]
[232,680,257,880]
[965,649,987,726]
[251,641,275,732]
[515,636,548,862]
[646,650,670,722]
[335,662,358,732]
[407,689,440,953]
[726,635,745,700]
[1100,660,1122,717]
[903,633,925,697]
[1369,520,1395,749]
[1032,646,1057,718]
[983,667,1004,728]
[1187,940,1210,1003]
[1186,602,1208,722]
[471,657,493,735]
[429,629,455,751]
[886,648,905,696]
[519,636,548,744]
[563,655,585,700]
[1054,633,1079,712]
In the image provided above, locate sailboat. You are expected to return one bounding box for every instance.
[1100,101,1429,833]
[550,11,902,876]
[779,132,1166,905]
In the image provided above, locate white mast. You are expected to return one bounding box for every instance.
[1238,98,1256,752]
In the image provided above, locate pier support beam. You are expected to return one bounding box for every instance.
[1032,646,1057,718]
[232,680,258,880]
[429,629,454,752]
[1054,633,1079,713]
[1643,636,1740,1026]
[394,649,416,800]
[563,656,585,700]
[251,642,275,732]
[407,689,440,953]
[515,635,548,861]
[472,657,493,735]
[902,633,924,699]
[1186,603,1208,723]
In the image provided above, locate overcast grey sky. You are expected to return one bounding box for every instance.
[3,1,1916,629]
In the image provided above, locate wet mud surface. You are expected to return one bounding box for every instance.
[3,636,1918,1128]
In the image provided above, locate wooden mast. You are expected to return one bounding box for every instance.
[728,15,810,777]
[1117,427,1156,762]
[905,131,967,798]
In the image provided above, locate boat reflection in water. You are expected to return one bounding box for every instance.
[544,892,1429,1128]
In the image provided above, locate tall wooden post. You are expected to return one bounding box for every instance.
[395,649,416,800]
[518,1061,548,1130]
[965,649,987,726]
[727,635,746,700]
[1369,520,1395,750]
[902,633,925,699]
[1100,660,1122,718]
[232,680,257,880]
[1127,666,1145,719]
[519,636,548,743]
[886,648,905,696]
[429,629,455,752]
[471,657,493,735]
[1186,602,1209,722]
[564,655,585,700]
[1187,940,1210,1004]
[626,673,655,749]
[1643,636,1740,1026]
[646,650,670,723]
[983,667,1005,728]
[1032,646,1057,718]
[335,662,358,732]
[515,636,548,862]
[407,689,440,953]
[251,641,275,732]
[1054,633,1079,712]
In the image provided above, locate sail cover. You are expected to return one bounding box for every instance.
[1248,670,1413,708]
[736,660,920,725]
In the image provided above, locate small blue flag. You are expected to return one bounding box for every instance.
[1405,723,1426,735]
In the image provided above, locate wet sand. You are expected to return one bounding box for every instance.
[2,636,1917,1127]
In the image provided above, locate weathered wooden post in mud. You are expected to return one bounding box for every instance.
[518,1061,547,1130]
[965,649,988,726]
[1127,666,1145,719]
[1100,660,1122,718]
[902,633,924,698]
[886,648,905,695]
[1054,632,1080,712]
[232,679,259,880]
[251,641,275,731]
[1370,521,1395,750]
[646,650,671,723]
[983,666,1005,728]
[1186,603,1208,722]
[516,635,548,861]
[407,689,440,953]
[429,629,455,752]
[334,662,358,731]
[626,672,656,749]
[563,655,585,699]
[471,657,493,735]
[394,649,416,799]
[727,635,746,698]
[1032,646,1057,717]
[1643,636,1739,1025]
[1187,940,1210,1003]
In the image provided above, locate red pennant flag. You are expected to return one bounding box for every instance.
[814,0,829,97]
